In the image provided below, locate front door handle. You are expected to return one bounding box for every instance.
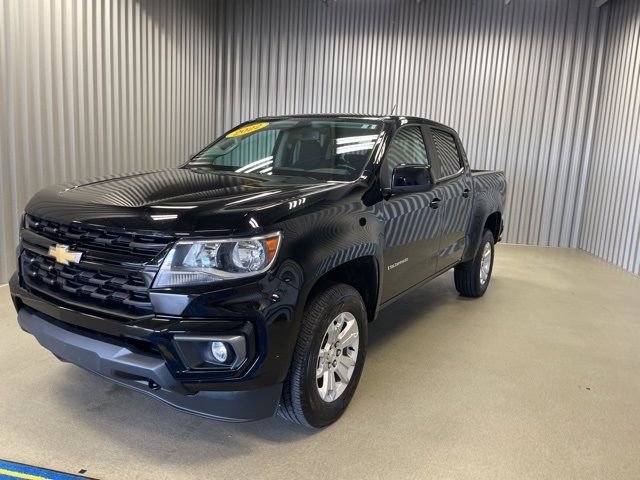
[462,188,470,198]
[429,198,441,209]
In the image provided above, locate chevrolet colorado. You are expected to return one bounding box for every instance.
[10,115,506,428]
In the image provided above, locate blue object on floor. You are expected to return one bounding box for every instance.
[0,460,87,479]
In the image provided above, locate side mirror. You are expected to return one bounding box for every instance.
[384,164,433,196]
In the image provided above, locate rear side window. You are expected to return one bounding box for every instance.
[382,126,429,186]
[431,129,462,178]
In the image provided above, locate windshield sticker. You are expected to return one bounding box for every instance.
[226,122,269,138]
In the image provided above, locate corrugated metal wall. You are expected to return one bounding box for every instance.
[0,0,225,283]
[216,0,610,253]
[0,0,637,283]
[579,0,640,276]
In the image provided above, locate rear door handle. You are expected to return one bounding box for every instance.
[429,198,441,209]
[462,188,470,198]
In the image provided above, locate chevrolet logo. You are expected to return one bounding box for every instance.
[47,244,83,266]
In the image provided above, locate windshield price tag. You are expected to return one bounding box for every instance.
[226,122,269,138]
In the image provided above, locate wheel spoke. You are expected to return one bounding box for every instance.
[339,353,356,368]
[316,353,326,379]
[318,371,330,400]
[337,318,358,348]
[335,355,355,382]
[326,371,336,397]
[334,382,347,400]
[327,321,340,344]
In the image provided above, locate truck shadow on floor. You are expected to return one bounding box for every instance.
[48,271,478,459]
[367,271,457,351]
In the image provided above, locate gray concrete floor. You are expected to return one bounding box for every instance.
[1,245,640,479]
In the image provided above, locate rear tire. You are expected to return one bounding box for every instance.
[454,229,495,297]
[278,283,367,428]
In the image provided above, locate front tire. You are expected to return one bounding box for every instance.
[454,229,495,297]
[278,283,368,428]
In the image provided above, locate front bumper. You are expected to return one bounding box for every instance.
[18,307,282,421]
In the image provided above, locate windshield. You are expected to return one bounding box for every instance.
[187,118,383,181]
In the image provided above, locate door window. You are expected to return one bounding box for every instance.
[431,129,462,178]
[382,126,430,186]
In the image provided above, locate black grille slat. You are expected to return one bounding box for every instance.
[40,270,56,285]
[79,285,99,295]
[89,291,111,302]
[61,230,85,241]
[25,214,173,259]
[128,241,170,251]
[61,281,80,294]
[57,269,77,280]
[21,249,153,320]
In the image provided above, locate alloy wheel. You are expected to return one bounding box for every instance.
[480,241,492,285]
[316,312,360,402]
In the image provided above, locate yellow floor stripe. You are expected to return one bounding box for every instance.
[0,467,49,480]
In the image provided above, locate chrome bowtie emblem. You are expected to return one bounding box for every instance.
[47,244,83,266]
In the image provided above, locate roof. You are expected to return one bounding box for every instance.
[253,113,452,130]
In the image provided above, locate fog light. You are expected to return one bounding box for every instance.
[210,341,229,363]
[173,334,247,370]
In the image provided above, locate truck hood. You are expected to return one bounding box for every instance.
[25,168,353,234]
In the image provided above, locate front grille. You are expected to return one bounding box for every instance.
[21,249,153,319]
[25,214,173,260]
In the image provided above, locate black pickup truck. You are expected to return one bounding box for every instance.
[10,115,506,428]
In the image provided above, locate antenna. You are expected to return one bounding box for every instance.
[389,103,398,116]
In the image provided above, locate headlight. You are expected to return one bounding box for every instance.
[153,232,282,288]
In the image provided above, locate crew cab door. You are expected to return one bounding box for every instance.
[379,125,440,302]
[426,127,473,270]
